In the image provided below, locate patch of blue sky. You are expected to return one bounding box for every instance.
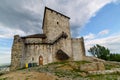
[80,3,120,36]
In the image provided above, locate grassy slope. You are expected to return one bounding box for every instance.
[0,61,120,80]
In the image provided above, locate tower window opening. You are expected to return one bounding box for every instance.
[57,22,59,24]
[32,57,34,61]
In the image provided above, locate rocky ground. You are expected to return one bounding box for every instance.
[0,61,120,80]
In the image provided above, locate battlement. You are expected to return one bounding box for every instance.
[71,37,84,41]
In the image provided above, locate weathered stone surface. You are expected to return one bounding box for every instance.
[80,63,97,71]
[11,7,86,70]
[80,62,105,72]
[97,62,105,70]
[79,72,87,77]
[68,62,79,70]
[83,56,105,62]
[72,38,85,61]
[11,35,25,70]
[88,68,120,75]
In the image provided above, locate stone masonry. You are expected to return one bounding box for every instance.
[11,7,86,70]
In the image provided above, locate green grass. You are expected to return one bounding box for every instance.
[54,69,82,79]
[87,73,120,80]
[104,63,120,70]
[47,61,68,65]
[73,60,91,65]
[47,60,90,65]
[1,61,119,80]
[0,77,7,80]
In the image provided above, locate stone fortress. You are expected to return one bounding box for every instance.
[11,7,86,70]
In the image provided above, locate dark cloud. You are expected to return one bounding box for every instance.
[0,0,115,37]
[0,0,44,35]
[70,25,81,38]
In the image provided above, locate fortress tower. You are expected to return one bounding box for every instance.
[11,7,85,70]
[42,7,72,59]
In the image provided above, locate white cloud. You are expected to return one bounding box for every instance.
[84,29,110,40]
[0,45,11,65]
[85,33,120,55]
[84,29,120,55]
[0,0,120,64]
[23,0,44,15]
[84,33,95,40]
[0,23,26,38]
[98,29,109,36]
[0,53,11,64]
[0,0,116,38]
[45,0,113,37]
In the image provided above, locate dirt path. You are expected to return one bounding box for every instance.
[0,70,59,80]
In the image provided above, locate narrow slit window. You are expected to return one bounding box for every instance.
[32,57,34,61]
[57,22,59,24]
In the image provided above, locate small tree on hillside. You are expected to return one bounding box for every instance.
[88,44,110,60]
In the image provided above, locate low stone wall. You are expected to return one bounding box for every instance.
[83,56,105,62]
[88,68,120,75]
[80,62,105,71]
[0,67,10,73]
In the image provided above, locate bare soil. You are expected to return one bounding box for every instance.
[0,70,59,80]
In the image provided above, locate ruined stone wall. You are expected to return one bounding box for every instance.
[43,8,72,59]
[72,37,85,61]
[11,35,25,70]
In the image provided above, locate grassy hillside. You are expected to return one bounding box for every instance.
[0,61,120,80]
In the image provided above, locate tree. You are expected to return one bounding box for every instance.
[88,44,110,60]
[109,53,120,62]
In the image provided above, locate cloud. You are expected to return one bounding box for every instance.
[0,0,116,38]
[0,0,119,64]
[0,38,12,64]
[0,53,11,64]
[84,33,95,40]
[45,0,113,37]
[0,0,44,37]
[0,23,26,38]
[85,33,120,55]
[98,29,109,36]
[112,0,120,4]
[0,43,11,64]
[84,29,109,40]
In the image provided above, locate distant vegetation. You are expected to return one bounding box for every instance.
[88,44,120,62]
[109,53,120,62]
[0,64,10,68]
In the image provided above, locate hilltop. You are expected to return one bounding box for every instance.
[0,61,120,80]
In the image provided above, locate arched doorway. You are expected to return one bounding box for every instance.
[39,55,43,65]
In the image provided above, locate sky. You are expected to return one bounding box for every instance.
[0,0,120,65]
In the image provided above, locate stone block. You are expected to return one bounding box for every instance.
[80,62,98,71]
[80,62,105,72]
[97,62,105,70]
